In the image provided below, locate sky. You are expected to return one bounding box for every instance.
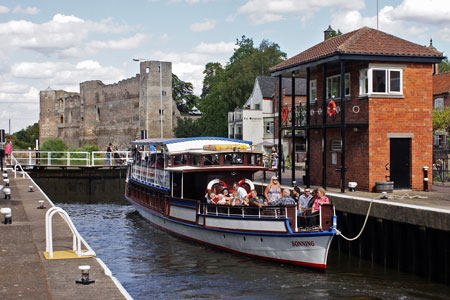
[1,0,449,133]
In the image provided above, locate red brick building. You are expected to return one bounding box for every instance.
[271,27,444,191]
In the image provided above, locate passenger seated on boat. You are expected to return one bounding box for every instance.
[232,182,248,201]
[241,195,250,206]
[224,154,233,165]
[264,176,282,204]
[297,187,313,215]
[231,191,241,206]
[249,189,266,208]
[222,189,232,205]
[206,191,216,204]
[309,188,330,226]
[215,193,227,205]
[269,189,296,206]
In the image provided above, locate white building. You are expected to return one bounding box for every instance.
[228,76,277,154]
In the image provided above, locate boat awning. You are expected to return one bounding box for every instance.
[131,137,253,152]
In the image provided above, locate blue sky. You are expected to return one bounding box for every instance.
[1,0,449,133]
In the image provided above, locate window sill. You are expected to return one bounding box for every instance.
[359,94,404,99]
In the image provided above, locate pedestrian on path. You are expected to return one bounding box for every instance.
[105,143,113,165]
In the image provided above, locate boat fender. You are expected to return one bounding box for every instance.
[238,179,255,192]
[207,179,228,192]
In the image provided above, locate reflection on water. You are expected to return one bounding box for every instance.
[57,202,450,300]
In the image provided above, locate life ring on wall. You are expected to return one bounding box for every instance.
[281,106,289,121]
[327,100,337,117]
[207,179,227,192]
[238,178,255,192]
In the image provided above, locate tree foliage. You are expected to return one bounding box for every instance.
[174,117,202,138]
[433,107,450,134]
[439,57,450,73]
[197,36,286,136]
[12,122,39,150]
[40,138,68,152]
[172,73,199,114]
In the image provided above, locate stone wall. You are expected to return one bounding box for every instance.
[39,61,180,150]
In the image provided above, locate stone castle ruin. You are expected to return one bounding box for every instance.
[39,61,180,150]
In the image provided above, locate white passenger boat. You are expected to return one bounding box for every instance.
[125,137,336,269]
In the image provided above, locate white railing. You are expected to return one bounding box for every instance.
[130,163,170,189]
[45,207,96,258]
[91,151,132,166]
[11,151,90,167]
[9,150,131,167]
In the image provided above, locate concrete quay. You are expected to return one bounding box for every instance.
[0,169,131,300]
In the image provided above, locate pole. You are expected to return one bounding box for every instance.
[322,64,327,189]
[340,60,346,193]
[291,73,296,186]
[160,62,163,139]
[278,75,283,181]
[306,67,311,187]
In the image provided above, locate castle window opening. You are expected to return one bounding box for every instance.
[159,109,164,115]
[146,67,150,73]
[60,115,64,124]
[162,90,166,96]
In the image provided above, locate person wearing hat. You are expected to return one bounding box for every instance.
[264,175,281,204]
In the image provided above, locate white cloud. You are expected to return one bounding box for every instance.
[0,5,9,13]
[13,5,40,15]
[238,0,365,25]
[11,60,125,85]
[388,0,450,26]
[190,19,216,32]
[86,33,147,52]
[193,41,236,54]
[0,14,132,56]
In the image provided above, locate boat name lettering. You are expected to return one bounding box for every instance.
[291,241,315,247]
[203,144,249,151]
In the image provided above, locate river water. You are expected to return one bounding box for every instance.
[35,177,450,300]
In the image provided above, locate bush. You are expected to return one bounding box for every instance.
[40,138,68,152]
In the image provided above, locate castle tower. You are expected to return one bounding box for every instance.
[138,61,175,139]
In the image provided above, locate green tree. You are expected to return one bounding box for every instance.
[433,107,450,134]
[198,36,286,136]
[172,74,199,113]
[174,117,202,137]
[40,138,68,152]
[439,57,450,73]
[13,122,39,149]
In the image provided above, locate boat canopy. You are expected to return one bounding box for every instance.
[131,137,253,153]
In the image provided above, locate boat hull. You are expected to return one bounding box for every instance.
[128,196,335,269]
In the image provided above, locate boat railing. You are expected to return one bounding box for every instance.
[202,204,292,219]
[130,162,170,189]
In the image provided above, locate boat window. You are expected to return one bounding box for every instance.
[190,154,201,166]
[203,154,220,165]
[224,154,233,165]
[174,154,188,166]
[232,153,243,164]
[156,154,165,168]
[249,154,262,166]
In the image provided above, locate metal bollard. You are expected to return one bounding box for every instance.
[423,166,429,192]
[1,207,12,224]
[3,187,11,200]
[4,178,9,187]
[29,186,34,192]
[37,200,46,209]
[76,265,95,285]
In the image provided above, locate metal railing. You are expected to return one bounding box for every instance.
[131,162,170,189]
[9,150,131,167]
[91,151,132,166]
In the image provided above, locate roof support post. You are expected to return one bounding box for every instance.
[322,64,327,189]
[340,60,346,193]
[278,75,283,181]
[291,73,296,186]
[305,67,311,187]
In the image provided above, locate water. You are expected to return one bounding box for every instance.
[33,175,449,299]
[51,201,449,300]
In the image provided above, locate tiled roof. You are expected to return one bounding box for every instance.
[256,76,277,98]
[283,77,306,96]
[271,27,442,73]
[434,72,450,95]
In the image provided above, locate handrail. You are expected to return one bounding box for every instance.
[10,154,26,178]
[45,207,96,258]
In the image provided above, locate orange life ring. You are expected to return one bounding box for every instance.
[327,100,337,117]
[281,106,289,121]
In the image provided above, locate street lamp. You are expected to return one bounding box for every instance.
[133,58,164,139]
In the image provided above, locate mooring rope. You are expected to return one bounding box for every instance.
[335,197,374,241]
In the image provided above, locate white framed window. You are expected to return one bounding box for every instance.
[326,73,350,100]
[360,68,403,96]
[435,98,444,109]
[310,80,317,103]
